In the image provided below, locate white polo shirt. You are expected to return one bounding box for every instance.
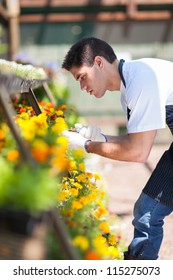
[120,58,173,133]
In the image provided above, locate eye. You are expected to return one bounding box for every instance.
[81,75,86,80]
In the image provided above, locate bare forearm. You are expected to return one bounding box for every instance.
[85,131,156,162]
[86,135,140,162]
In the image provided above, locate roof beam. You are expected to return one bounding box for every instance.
[19,0,173,22]
[19,11,173,23]
[19,0,173,6]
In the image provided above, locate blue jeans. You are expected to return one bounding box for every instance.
[128,192,173,260]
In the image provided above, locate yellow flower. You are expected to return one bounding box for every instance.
[52,118,67,134]
[93,234,106,249]
[79,196,90,206]
[56,136,68,148]
[73,182,83,189]
[72,201,83,210]
[76,174,88,183]
[70,170,78,176]
[108,234,117,246]
[68,160,77,171]
[107,246,121,259]
[85,172,93,179]
[56,110,64,117]
[70,188,79,196]
[99,221,110,234]
[87,191,97,202]
[72,150,85,158]
[58,190,70,201]
[19,112,30,120]
[78,163,85,172]
[73,236,89,251]
[17,119,36,140]
[94,206,108,218]
[94,173,101,180]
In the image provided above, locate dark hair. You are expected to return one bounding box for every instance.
[62,37,117,70]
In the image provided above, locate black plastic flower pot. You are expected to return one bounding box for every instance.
[0,208,47,260]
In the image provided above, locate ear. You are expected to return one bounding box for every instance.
[94,56,104,69]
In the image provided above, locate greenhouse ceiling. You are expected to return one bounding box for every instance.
[19,0,173,22]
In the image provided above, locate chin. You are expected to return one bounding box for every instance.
[96,92,105,98]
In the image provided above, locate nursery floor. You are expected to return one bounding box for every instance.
[88,143,173,260]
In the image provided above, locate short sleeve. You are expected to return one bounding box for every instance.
[126,71,166,133]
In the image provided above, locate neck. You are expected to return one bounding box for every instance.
[107,60,121,91]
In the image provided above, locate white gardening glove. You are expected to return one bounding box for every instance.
[75,123,107,142]
[62,130,90,152]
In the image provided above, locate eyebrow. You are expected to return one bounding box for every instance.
[76,74,81,81]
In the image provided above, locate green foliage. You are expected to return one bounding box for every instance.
[0,157,58,215]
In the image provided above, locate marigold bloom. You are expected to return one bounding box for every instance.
[18,107,26,114]
[73,236,89,251]
[56,110,64,117]
[0,129,5,140]
[56,136,68,148]
[73,182,83,189]
[94,206,108,218]
[78,163,85,172]
[76,174,88,183]
[57,104,67,111]
[108,234,117,246]
[85,172,93,179]
[79,196,90,206]
[70,188,79,196]
[107,246,121,259]
[94,173,101,180]
[72,200,83,210]
[93,234,106,249]
[85,251,101,260]
[58,190,70,201]
[19,112,30,120]
[99,221,110,234]
[68,160,77,171]
[7,150,19,162]
[31,139,49,163]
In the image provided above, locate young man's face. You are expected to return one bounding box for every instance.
[70,59,107,98]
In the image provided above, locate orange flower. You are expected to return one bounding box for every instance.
[85,251,101,260]
[31,140,50,163]
[57,104,67,111]
[7,150,19,162]
[99,221,110,234]
[19,107,26,114]
[0,129,5,140]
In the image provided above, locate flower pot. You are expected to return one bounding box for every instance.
[0,208,47,260]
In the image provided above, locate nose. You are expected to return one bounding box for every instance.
[80,81,87,91]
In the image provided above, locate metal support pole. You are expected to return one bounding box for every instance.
[42,82,56,107]
[24,88,42,116]
[48,210,81,260]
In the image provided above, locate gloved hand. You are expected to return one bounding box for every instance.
[62,130,90,152]
[75,123,107,142]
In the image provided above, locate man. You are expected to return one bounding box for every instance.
[62,37,173,260]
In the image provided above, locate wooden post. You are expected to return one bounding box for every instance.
[6,0,20,60]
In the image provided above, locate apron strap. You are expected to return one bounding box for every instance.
[118,59,131,120]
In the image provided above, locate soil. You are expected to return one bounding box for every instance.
[88,143,173,260]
